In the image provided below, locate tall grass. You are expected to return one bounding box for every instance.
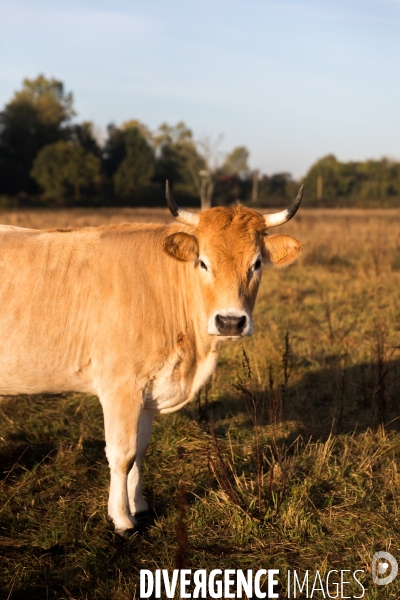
[0,207,400,598]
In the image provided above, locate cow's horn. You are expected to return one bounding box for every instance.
[264,185,303,228]
[165,180,199,227]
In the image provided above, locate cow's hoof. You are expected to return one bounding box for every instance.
[106,513,138,536]
[114,527,136,540]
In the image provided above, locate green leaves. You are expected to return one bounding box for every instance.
[0,75,74,195]
[31,141,101,202]
[302,154,400,205]
[113,126,155,197]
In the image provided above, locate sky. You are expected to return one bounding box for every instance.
[0,0,399,179]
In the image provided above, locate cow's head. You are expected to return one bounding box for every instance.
[163,182,303,340]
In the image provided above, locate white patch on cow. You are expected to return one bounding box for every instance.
[189,347,218,397]
[207,308,253,336]
[145,351,183,412]
[127,409,154,515]
[105,443,138,532]
[145,346,218,414]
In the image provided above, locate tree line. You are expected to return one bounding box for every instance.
[1,75,399,208]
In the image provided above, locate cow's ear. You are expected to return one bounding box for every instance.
[262,234,303,267]
[163,232,199,261]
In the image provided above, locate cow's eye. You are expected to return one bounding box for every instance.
[200,260,208,271]
[253,258,262,270]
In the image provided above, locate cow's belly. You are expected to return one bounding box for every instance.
[0,369,97,396]
[0,349,97,396]
[145,348,218,414]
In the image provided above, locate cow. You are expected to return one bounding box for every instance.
[0,183,303,535]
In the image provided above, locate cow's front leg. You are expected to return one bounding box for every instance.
[127,409,154,515]
[100,389,142,535]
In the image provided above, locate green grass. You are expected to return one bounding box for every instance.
[1,209,400,599]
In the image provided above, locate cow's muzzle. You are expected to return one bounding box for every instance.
[208,309,253,337]
[215,314,247,336]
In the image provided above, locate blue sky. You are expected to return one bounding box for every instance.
[0,0,399,178]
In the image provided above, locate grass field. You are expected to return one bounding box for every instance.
[1,206,400,599]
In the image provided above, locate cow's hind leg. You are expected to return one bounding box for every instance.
[100,389,142,535]
[127,409,154,515]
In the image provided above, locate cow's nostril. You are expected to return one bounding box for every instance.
[215,314,247,335]
[237,316,246,331]
[215,315,226,332]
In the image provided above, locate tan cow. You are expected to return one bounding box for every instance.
[0,184,303,535]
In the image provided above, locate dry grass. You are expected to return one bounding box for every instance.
[0,207,175,228]
[1,206,400,599]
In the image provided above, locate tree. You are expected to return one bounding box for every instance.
[103,124,126,181]
[155,123,227,209]
[155,124,253,208]
[302,154,343,202]
[179,138,213,209]
[356,158,400,200]
[121,119,153,145]
[113,126,155,197]
[103,121,155,197]
[69,121,101,158]
[154,121,202,189]
[31,140,101,201]
[221,146,249,176]
[270,172,292,197]
[0,75,74,194]
[302,154,400,205]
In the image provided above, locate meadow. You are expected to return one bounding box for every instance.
[0,206,400,599]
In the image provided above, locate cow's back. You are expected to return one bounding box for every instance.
[0,223,197,396]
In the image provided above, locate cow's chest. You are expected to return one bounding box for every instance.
[145,345,218,414]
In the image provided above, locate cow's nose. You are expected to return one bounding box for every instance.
[215,314,247,336]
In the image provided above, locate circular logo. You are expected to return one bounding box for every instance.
[372,551,398,586]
